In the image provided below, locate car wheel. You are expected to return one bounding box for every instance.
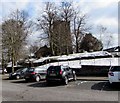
[35,75,40,82]
[46,80,51,85]
[16,75,20,79]
[109,82,115,87]
[64,76,68,85]
[25,78,29,82]
[73,74,77,81]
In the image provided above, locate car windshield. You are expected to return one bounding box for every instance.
[110,66,120,72]
[22,68,28,72]
[15,69,22,73]
[48,66,61,72]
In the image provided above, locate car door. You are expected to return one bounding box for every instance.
[21,68,28,78]
[66,67,72,79]
[118,71,120,81]
[117,67,120,81]
[112,66,120,82]
[69,68,73,78]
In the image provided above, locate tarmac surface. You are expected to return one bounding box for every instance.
[1,74,120,102]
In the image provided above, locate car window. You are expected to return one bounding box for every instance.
[38,70,46,73]
[63,68,66,71]
[48,66,61,72]
[15,69,22,73]
[27,68,35,73]
[66,67,69,71]
[35,69,39,73]
[110,66,120,72]
[22,68,28,72]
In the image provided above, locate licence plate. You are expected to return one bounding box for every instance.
[25,76,29,79]
[50,73,56,76]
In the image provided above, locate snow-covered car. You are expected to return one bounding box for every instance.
[108,66,120,84]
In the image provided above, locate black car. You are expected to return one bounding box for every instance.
[9,68,28,79]
[46,65,76,85]
[24,67,47,82]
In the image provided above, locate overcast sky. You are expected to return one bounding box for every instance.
[1,0,119,49]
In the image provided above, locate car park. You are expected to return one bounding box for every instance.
[9,68,28,79]
[46,65,76,85]
[24,67,47,82]
[108,66,120,84]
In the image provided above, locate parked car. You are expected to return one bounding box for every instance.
[9,68,28,79]
[46,65,76,85]
[24,67,47,82]
[108,66,120,84]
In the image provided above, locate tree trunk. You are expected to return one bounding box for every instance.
[2,51,5,75]
[11,48,15,73]
[76,39,79,53]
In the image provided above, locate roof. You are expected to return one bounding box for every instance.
[103,46,120,52]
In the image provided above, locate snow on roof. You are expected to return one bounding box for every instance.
[29,57,119,71]
[80,51,111,57]
[25,58,37,63]
[33,51,112,63]
[33,56,60,63]
[81,57,119,66]
[29,53,35,57]
[33,57,48,63]
[34,60,82,70]
[57,55,69,60]
[7,62,23,67]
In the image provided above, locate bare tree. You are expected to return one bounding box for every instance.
[2,9,32,73]
[59,2,74,54]
[29,43,39,54]
[105,34,113,48]
[97,25,113,49]
[0,25,2,61]
[72,12,91,53]
[37,2,92,55]
[0,25,6,74]
[37,2,58,55]
[97,25,107,42]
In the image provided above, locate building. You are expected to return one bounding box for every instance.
[103,46,120,57]
[34,45,52,58]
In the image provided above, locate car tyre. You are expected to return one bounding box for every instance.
[64,76,68,85]
[109,82,115,87]
[25,78,29,82]
[73,74,77,81]
[35,75,40,82]
[16,75,20,80]
[46,80,51,85]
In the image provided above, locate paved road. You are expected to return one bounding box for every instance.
[1,76,120,102]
